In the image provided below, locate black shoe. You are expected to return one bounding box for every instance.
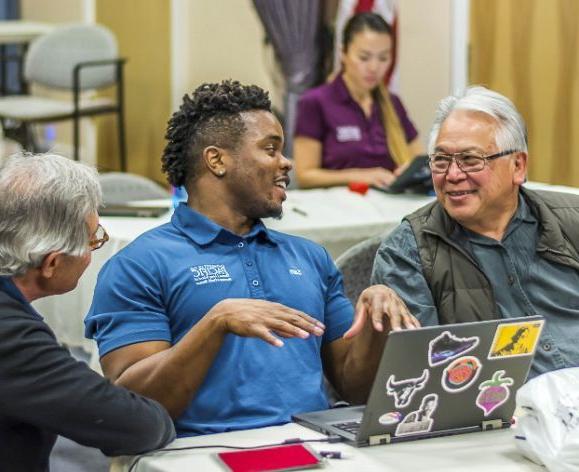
[430,331,478,365]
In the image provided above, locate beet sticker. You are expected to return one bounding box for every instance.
[488,320,544,359]
[395,394,439,437]
[476,370,514,416]
[428,331,479,366]
[441,356,482,393]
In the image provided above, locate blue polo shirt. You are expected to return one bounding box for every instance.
[85,203,354,436]
[295,74,418,170]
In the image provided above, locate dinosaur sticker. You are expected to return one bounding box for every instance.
[488,320,544,359]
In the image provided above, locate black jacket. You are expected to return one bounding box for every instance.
[0,281,175,472]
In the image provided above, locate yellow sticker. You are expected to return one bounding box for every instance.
[488,320,544,358]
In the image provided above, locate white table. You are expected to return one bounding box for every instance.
[33,187,434,351]
[110,422,542,472]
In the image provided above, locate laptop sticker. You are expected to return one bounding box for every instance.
[488,320,544,359]
[386,369,429,408]
[476,370,514,416]
[395,394,439,437]
[441,356,482,393]
[428,331,480,366]
[378,411,402,425]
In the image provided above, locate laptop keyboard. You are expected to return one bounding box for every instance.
[332,420,361,434]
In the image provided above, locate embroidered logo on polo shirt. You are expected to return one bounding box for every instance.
[336,125,361,142]
[289,268,302,276]
[190,264,232,285]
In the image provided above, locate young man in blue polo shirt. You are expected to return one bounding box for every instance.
[85,80,417,437]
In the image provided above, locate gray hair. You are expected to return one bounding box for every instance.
[0,153,102,276]
[428,86,528,155]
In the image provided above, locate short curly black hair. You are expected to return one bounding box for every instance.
[162,80,272,187]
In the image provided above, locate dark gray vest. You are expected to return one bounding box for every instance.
[405,188,579,324]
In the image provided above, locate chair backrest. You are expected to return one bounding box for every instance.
[335,235,384,305]
[99,172,171,205]
[25,23,118,90]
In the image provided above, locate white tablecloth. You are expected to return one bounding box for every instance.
[33,187,434,351]
[110,422,541,472]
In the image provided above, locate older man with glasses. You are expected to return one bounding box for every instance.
[364,86,579,379]
[0,153,174,472]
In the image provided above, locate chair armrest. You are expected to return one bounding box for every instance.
[72,58,127,110]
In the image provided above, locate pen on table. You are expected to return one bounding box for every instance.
[291,206,308,217]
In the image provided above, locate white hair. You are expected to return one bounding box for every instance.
[0,153,102,276]
[428,86,528,155]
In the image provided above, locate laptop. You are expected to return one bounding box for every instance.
[293,316,544,447]
[373,154,433,194]
[98,204,170,218]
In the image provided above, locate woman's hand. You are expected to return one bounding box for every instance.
[350,167,396,188]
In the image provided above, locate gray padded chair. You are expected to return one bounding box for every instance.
[0,24,127,170]
[324,235,384,406]
[335,235,384,305]
[98,172,170,206]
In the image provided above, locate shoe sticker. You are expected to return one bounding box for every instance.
[395,394,439,437]
[386,369,429,409]
[378,411,402,425]
[476,370,514,416]
[441,356,482,393]
[488,320,545,359]
[428,331,479,366]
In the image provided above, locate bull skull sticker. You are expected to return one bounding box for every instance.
[386,369,429,408]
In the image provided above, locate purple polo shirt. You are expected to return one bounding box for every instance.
[295,74,418,170]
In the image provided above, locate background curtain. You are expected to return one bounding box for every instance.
[0,0,21,95]
[252,0,324,158]
[470,0,579,186]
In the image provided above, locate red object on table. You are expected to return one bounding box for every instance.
[348,181,369,195]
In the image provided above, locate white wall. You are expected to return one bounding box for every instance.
[171,0,280,112]
[398,0,452,146]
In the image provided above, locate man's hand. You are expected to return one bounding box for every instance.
[343,285,420,338]
[208,298,325,347]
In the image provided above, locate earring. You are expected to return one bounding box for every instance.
[218,169,225,176]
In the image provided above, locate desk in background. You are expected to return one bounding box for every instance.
[110,422,541,472]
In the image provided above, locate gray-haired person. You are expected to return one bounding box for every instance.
[0,153,175,472]
[367,86,579,378]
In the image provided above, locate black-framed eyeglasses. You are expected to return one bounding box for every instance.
[89,224,109,251]
[428,149,516,174]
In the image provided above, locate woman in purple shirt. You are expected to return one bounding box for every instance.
[294,12,423,188]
